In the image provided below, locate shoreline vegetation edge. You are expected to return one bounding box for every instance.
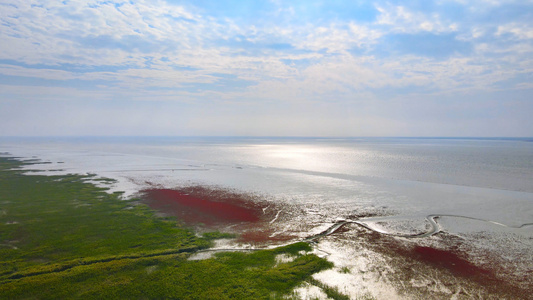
[0,156,341,299]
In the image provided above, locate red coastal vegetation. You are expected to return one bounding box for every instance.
[355,227,528,298]
[140,186,294,244]
[413,246,492,278]
[141,188,261,225]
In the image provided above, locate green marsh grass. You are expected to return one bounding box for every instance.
[0,157,332,299]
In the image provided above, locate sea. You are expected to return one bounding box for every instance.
[2,136,532,225]
[2,136,532,297]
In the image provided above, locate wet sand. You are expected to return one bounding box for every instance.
[314,222,531,299]
[140,186,531,299]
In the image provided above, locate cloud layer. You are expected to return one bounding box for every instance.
[1,0,532,136]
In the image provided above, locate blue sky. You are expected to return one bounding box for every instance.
[0,0,532,136]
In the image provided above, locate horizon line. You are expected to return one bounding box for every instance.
[1,135,532,140]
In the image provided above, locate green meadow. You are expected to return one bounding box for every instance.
[0,157,333,299]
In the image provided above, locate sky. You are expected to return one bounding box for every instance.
[0,0,532,137]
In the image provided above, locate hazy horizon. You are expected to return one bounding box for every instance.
[2,135,532,141]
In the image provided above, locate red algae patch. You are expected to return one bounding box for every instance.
[413,246,491,278]
[141,188,261,226]
[329,225,530,299]
[140,186,298,245]
[406,245,529,298]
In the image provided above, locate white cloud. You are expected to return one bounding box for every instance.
[0,0,209,64]
[296,22,381,53]
[375,4,458,34]
[496,23,533,39]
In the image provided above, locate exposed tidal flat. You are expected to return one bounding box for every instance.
[1,137,532,299]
